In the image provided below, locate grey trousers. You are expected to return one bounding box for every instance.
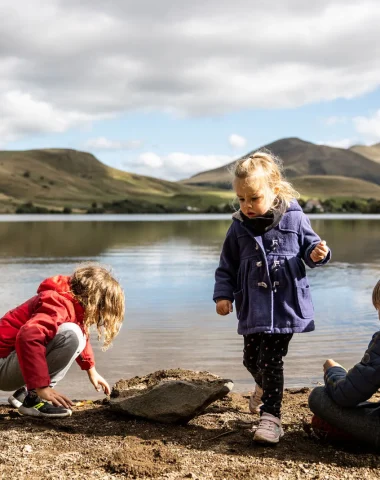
[308,387,380,449]
[0,323,86,391]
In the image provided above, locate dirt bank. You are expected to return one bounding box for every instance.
[1,385,380,479]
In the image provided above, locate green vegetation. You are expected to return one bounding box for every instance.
[305,198,380,214]
[0,148,233,214]
[15,202,70,214]
[4,140,380,214]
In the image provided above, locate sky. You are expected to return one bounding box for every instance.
[1,0,380,181]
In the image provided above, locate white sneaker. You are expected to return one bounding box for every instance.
[249,385,263,414]
[253,412,284,444]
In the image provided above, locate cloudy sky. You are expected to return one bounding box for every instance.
[1,0,380,180]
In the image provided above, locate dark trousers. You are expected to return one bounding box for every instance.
[309,387,380,449]
[243,333,293,418]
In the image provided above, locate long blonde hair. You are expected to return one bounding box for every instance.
[70,263,125,350]
[232,149,299,210]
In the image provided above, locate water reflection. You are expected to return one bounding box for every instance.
[0,216,379,401]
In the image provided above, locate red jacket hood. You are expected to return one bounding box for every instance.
[37,275,73,299]
[37,275,84,319]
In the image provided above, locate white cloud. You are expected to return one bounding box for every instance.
[0,90,97,144]
[353,110,380,142]
[317,138,355,149]
[229,134,247,149]
[85,137,142,151]
[128,152,233,180]
[2,1,380,142]
[139,152,163,169]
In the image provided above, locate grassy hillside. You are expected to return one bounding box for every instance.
[0,149,233,213]
[184,138,380,186]
[183,137,380,200]
[292,176,380,200]
[350,143,380,163]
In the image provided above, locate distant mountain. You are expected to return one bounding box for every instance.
[182,137,380,199]
[350,143,380,163]
[0,149,231,213]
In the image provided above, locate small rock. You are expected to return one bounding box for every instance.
[23,445,32,454]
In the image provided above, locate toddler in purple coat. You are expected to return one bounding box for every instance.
[214,150,331,444]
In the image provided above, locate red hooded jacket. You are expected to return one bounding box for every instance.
[0,275,95,390]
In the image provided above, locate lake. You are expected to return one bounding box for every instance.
[0,213,379,402]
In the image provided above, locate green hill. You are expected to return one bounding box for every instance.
[183,137,380,199]
[292,176,380,200]
[0,149,233,213]
[350,143,380,163]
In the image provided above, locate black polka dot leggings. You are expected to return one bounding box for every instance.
[243,333,293,418]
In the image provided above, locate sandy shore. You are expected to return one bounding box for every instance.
[1,387,380,479]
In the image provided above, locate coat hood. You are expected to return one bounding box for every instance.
[37,275,85,320]
[37,275,74,302]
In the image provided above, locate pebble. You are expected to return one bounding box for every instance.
[22,445,32,454]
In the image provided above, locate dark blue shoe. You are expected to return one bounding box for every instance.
[8,386,27,408]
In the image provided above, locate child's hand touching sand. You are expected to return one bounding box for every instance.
[310,240,329,263]
[216,299,233,316]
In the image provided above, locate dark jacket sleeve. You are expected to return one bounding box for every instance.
[299,213,331,268]
[324,332,380,407]
[213,224,240,302]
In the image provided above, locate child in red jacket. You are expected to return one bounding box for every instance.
[0,263,125,418]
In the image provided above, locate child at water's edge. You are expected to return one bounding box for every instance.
[214,150,331,444]
[0,263,125,418]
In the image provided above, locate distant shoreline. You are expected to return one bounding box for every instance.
[1,212,380,222]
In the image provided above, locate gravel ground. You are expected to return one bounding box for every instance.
[1,384,380,480]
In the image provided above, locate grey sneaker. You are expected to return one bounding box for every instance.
[249,384,263,414]
[8,386,27,408]
[253,412,284,444]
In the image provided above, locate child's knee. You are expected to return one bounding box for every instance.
[243,357,260,376]
[56,323,86,354]
[308,386,327,413]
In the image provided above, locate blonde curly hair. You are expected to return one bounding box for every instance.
[232,149,299,210]
[70,263,125,350]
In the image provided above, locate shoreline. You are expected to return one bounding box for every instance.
[1,212,380,223]
[1,388,380,479]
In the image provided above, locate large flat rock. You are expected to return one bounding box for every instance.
[109,369,234,424]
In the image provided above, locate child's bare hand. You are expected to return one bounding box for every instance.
[216,299,233,316]
[36,387,73,409]
[310,240,329,262]
[323,358,345,374]
[87,367,111,395]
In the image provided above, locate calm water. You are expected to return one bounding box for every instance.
[0,214,380,402]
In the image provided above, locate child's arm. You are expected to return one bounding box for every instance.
[323,332,380,407]
[15,292,70,391]
[299,214,331,268]
[213,224,239,303]
[76,336,110,394]
[15,292,74,407]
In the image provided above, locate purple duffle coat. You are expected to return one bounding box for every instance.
[213,201,331,335]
